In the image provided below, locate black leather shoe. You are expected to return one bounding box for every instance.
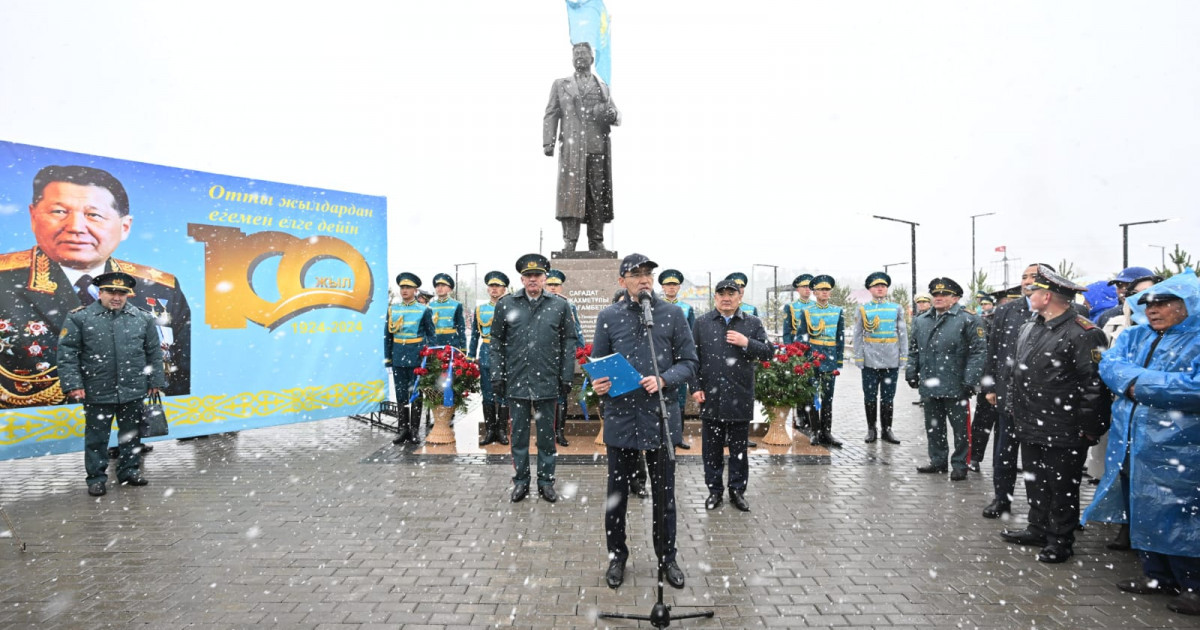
[729,490,750,512]
[881,428,901,444]
[498,431,509,446]
[1000,528,1047,546]
[631,482,648,499]
[663,561,685,589]
[824,434,843,448]
[1168,592,1200,615]
[705,493,722,510]
[605,558,625,589]
[982,499,1011,519]
[87,482,106,497]
[510,484,529,503]
[139,444,153,454]
[747,441,757,448]
[864,427,878,443]
[916,464,947,474]
[967,461,981,472]
[391,427,411,445]
[950,469,968,481]
[555,430,570,447]
[538,485,558,503]
[1117,577,1181,595]
[119,475,148,486]
[676,442,691,450]
[1037,544,1073,564]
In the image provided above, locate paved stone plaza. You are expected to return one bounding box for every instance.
[0,366,1184,629]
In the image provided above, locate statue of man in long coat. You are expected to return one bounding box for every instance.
[543,42,620,253]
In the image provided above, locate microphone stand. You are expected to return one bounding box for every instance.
[600,294,713,628]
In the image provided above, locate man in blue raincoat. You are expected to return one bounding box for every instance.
[1083,271,1200,616]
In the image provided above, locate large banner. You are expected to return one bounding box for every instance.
[0,141,388,460]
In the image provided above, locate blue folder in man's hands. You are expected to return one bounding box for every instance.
[580,353,643,397]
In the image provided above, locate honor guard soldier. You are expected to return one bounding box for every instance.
[803,275,845,447]
[385,273,436,445]
[852,272,906,444]
[545,269,585,447]
[471,271,510,447]
[783,274,816,430]
[429,273,466,350]
[724,272,759,317]
[659,269,695,449]
[491,254,578,503]
[999,266,1109,563]
[906,277,987,480]
[56,272,165,496]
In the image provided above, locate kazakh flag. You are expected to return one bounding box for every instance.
[565,0,612,85]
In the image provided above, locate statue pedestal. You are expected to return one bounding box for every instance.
[552,250,618,260]
[549,255,622,344]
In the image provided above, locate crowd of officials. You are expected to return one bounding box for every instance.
[381,254,1197,614]
[68,248,1196,616]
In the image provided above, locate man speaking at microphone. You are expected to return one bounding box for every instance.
[591,253,698,590]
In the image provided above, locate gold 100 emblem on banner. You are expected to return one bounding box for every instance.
[187,224,374,330]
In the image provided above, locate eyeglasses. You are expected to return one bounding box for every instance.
[625,270,654,279]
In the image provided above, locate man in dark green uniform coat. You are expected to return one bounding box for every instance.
[491,254,578,503]
[57,272,166,497]
[906,277,987,480]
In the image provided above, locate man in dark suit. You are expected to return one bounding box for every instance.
[591,253,697,590]
[692,279,774,512]
[1,165,190,410]
[980,263,1047,518]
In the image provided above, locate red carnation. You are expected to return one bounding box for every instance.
[761,361,771,369]
[832,369,841,376]
[455,369,463,376]
[414,367,429,376]
[793,365,804,374]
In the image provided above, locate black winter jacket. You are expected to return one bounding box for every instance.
[1008,310,1112,448]
[692,309,773,422]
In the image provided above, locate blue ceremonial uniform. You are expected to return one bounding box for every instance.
[469,300,504,406]
[803,301,845,445]
[428,297,466,349]
[781,298,813,344]
[385,301,436,404]
[738,303,759,317]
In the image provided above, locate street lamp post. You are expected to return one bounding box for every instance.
[453,262,476,304]
[873,215,920,310]
[753,263,779,333]
[1148,244,1168,269]
[1119,219,1173,268]
[970,212,996,291]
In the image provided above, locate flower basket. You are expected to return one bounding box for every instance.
[415,346,481,414]
[754,342,822,413]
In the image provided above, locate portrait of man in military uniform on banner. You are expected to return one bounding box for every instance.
[0,165,191,408]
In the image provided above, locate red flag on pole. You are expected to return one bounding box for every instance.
[995,245,1007,252]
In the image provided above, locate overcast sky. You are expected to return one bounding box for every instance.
[1,1,1196,301]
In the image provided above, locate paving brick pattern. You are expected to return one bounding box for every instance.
[0,365,1183,628]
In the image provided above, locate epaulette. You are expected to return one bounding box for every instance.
[1075,315,1097,331]
[110,258,177,288]
[0,249,33,273]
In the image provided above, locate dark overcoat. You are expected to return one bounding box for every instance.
[543,73,619,222]
[592,295,697,449]
[692,309,773,422]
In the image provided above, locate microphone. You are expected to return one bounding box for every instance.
[638,290,654,326]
